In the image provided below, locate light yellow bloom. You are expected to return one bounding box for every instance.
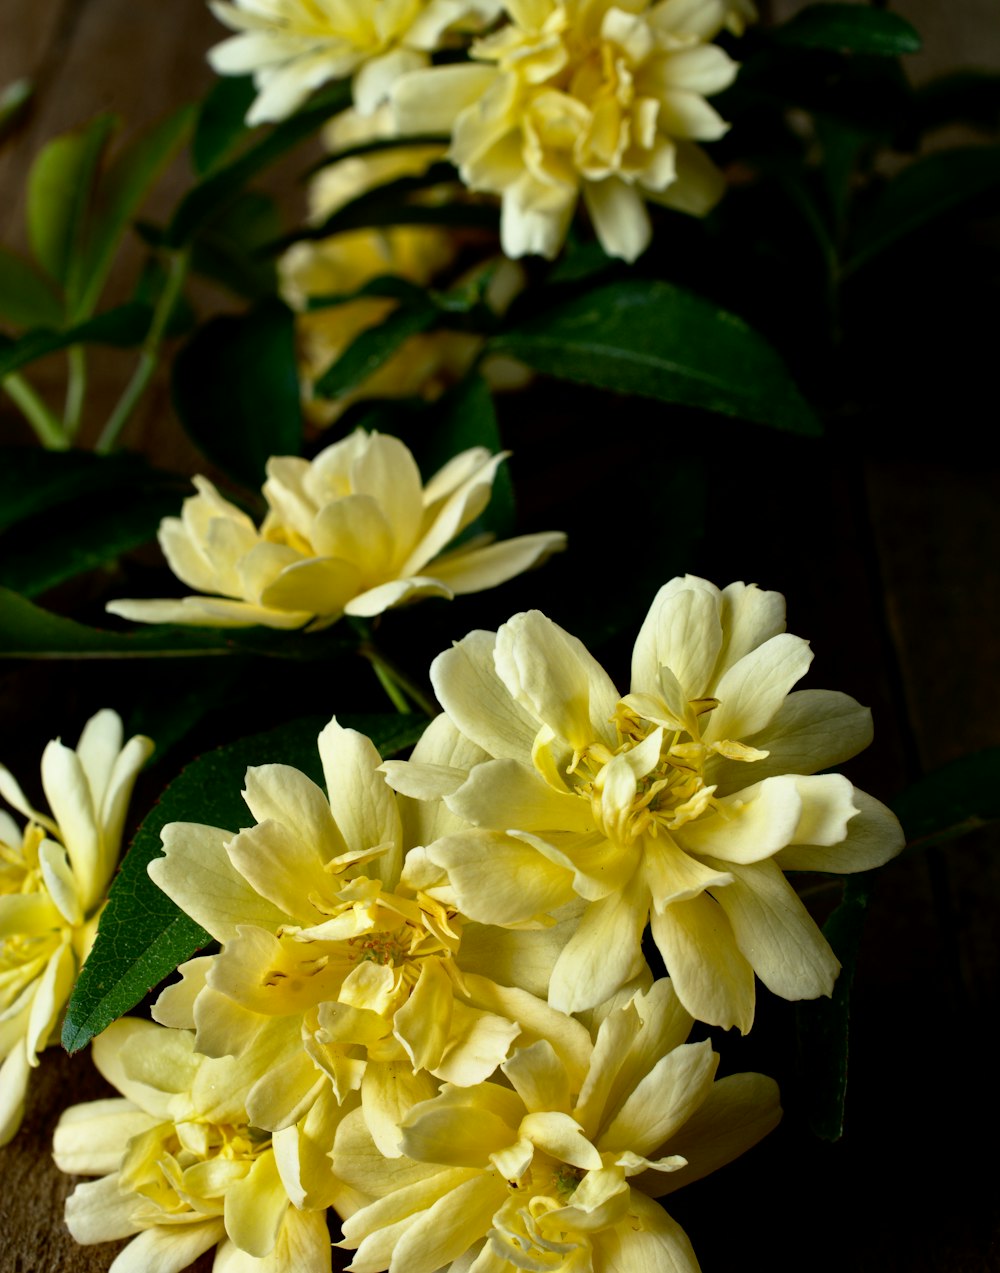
[334,979,781,1273]
[383,576,905,1031]
[391,0,749,260]
[209,0,503,124]
[0,710,152,1146]
[148,718,589,1154]
[106,429,565,631]
[54,1017,336,1272]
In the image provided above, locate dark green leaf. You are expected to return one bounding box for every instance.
[489,280,821,435]
[0,244,63,327]
[0,77,32,146]
[0,448,152,533]
[190,190,281,299]
[0,302,153,379]
[847,145,1000,271]
[427,374,515,538]
[892,748,1000,850]
[167,82,351,246]
[773,4,921,56]
[913,71,1000,137]
[172,299,301,488]
[313,300,439,400]
[26,115,117,284]
[795,872,876,1140]
[305,274,431,311]
[61,711,428,1053]
[69,105,196,320]
[0,484,183,597]
[192,74,257,176]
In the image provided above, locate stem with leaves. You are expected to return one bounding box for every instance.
[3,372,68,449]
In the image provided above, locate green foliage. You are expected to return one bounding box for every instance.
[171,299,302,488]
[489,280,821,435]
[893,748,1000,849]
[0,302,153,379]
[191,74,257,176]
[0,448,152,532]
[0,245,62,327]
[313,300,439,400]
[61,712,429,1054]
[773,4,921,56]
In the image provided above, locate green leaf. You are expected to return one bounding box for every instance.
[61,711,428,1053]
[192,74,257,176]
[427,374,515,538]
[26,114,117,285]
[892,748,1000,850]
[913,70,1000,137]
[489,280,821,435]
[0,302,152,379]
[190,190,281,299]
[313,299,439,400]
[0,483,184,597]
[847,145,1000,271]
[773,4,921,56]
[0,245,64,327]
[795,872,876,1141]
[69,105,196,320]
[167,81,351,247]
[171,299,302,488]
[0,448,153,533]
[0,77,33,146]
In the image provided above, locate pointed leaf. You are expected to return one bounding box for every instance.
[0,448,155,533]
[773,4,921,56]
[892,748,1000,850]
[192,74,257,177]
[61,712,428,1053]
[488,279,820,435]
[26,115,117,284]
[0,245,63,327]
[0,302,153,379]
[313,298,438,400]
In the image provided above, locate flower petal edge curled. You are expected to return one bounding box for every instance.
[382,575,905,1031]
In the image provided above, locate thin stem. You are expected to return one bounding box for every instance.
[95,247,189,454]
[3,372,68,449]
[359,641,438,717]
[64,344,87,437]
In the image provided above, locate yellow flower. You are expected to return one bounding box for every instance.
[53,1018,336,1271]
[382,576,905,1031]
[209,0,503,124]
[0,710,152,1145]
[335,979,781,1273]
[391,0,747,260]
[106,429,565,631]
[148,718,589,1154]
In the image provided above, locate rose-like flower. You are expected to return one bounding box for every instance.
[106,430,565,631]
[53,1017,336,1272]
[208,0,503,124]
[0,710,152,1145]
[334,979,781,1273]
[383,576,905,1031]
[391,0,749,260]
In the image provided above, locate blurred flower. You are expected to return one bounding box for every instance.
[0,710,152,1145]
[106,430,565,631]
[280,108,529,427]
[391,0,746,260]
[54,1018,335,1271]
[335,979,781,1273]
[208,0,503,124]
[383,576,905,1031]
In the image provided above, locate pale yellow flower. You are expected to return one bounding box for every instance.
[106,430,565,631]
[148,718,589,1155]
[334,979,781,1273]
[209,0,503,124]
[54,1017,336,1272]
[391,0,748,260]
[0,710,152,1145]
[383,576,905,1032]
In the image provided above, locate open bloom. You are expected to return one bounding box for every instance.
[149,718,588,1154]
[54,1018,334,1272]
[335,979,781,1273]
[383,576,905,1031]
[106,430,565,631]
[209,0,503,124]
[391,0,748,260]
[0,710,152,1145]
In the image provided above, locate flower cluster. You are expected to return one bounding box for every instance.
[55,574,903,1272]
[107,429,565,631]
[0,710,151,1145]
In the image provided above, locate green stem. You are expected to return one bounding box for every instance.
[95,247,189,454]
[360,642,437,717]
[64,344,87,437]
[3,372,69,449]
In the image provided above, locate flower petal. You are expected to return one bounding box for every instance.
[649,894,755,1032]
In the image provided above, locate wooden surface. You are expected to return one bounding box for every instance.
[1,2,999,1272]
